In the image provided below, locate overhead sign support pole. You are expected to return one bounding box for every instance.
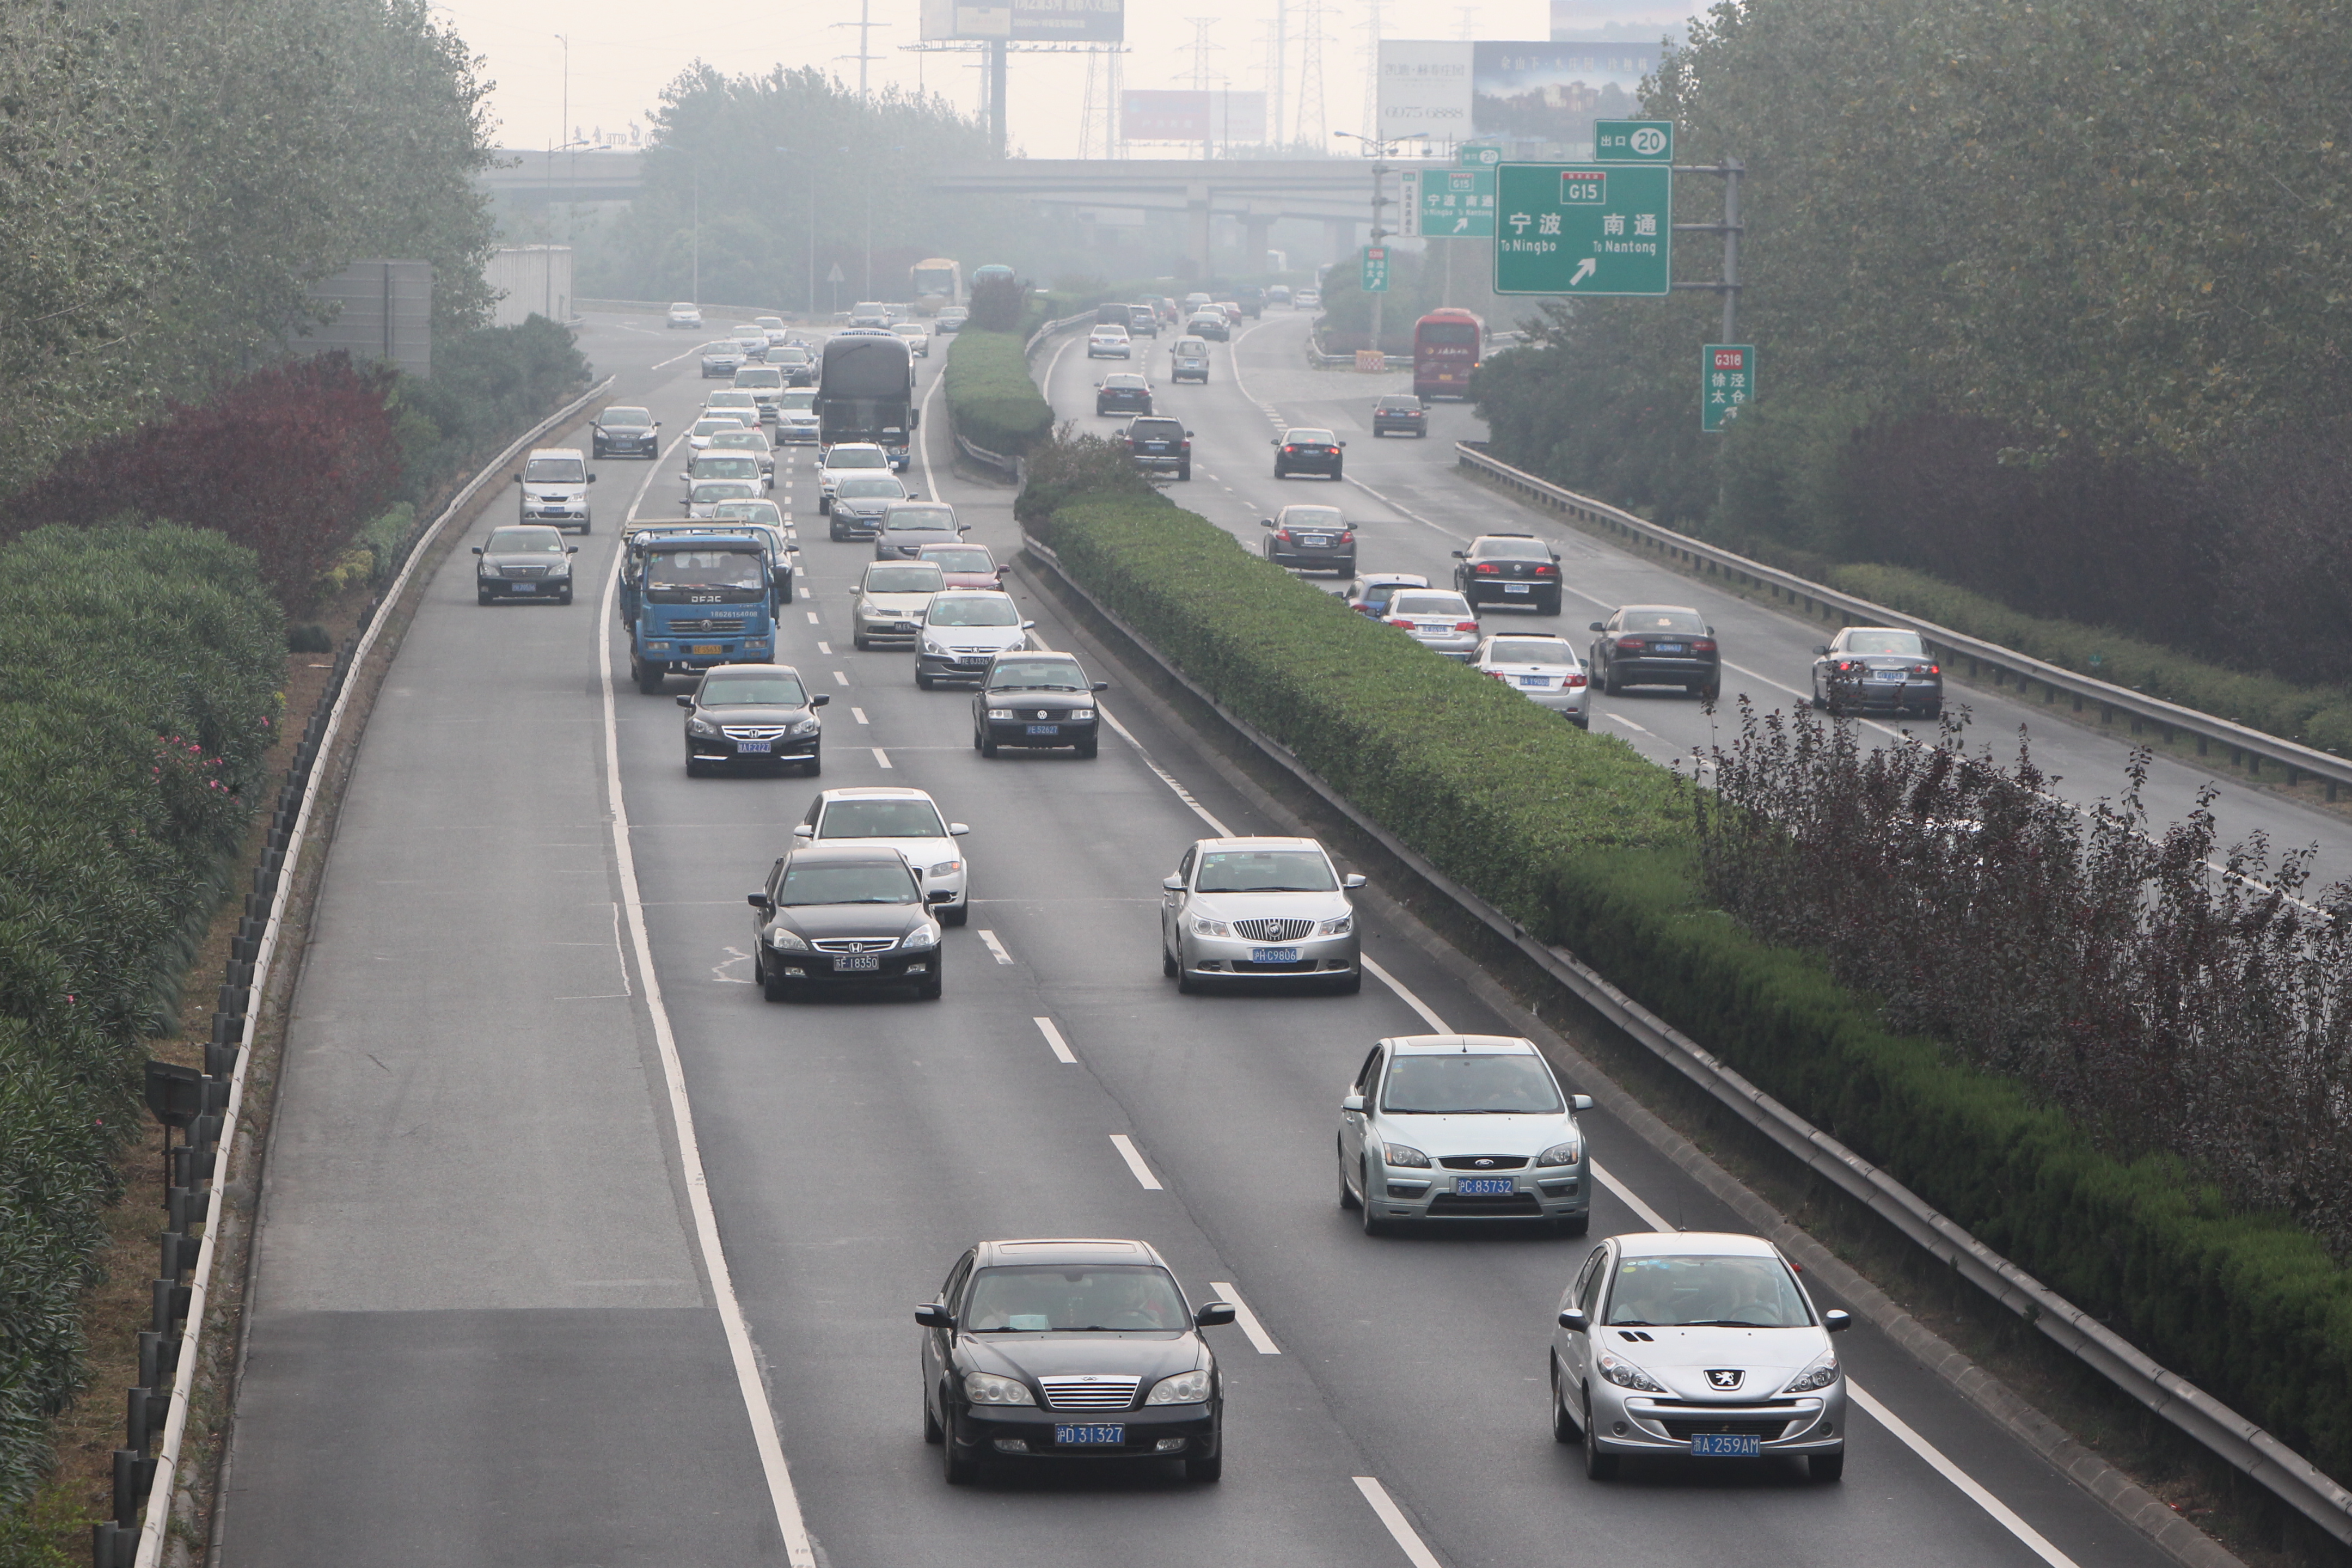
[1669,157,1743,341]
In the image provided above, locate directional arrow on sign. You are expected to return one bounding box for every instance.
[1570,258,1597,285]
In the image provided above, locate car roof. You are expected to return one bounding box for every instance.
[702,662,799,677]
[1355,572,1429,588]
[1613,1230,1779,1260]
[826,443,885,455]
[602,406,651,419]
[975,1238,1166,1268]
[487,523,565,537]
[932,587,1013,599]
[1617,604,1703,615]
[817,785,940,803]
[1284,428,1336,439]
[526,446,584,459]
[1385,1033,1540,1056]
[785,843,916,866]
[1195,835,1322,852]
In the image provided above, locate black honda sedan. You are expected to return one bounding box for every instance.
[591,405,660,458]
[747,845,946,1000]
[1273,427,1344,479]
[919,1237,1234,1484]
[972,652,1108,757]
[1588,605,1722,699]
[679,664,826,776]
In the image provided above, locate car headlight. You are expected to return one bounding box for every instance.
[929,860,962,877]
[857,599,879,618]
[768,928,808,951]
[923,640,949,656]
[1146,1368,1212,1405]
[1190,916,1230,938]
[687,716,720,736]
[964,1371,1034,1406]
[791,716,821,733]
[1318,912,1353,936]
[1380,1142,1431,1169]
[900,922,941,951]
[1783,1354,1840,1394]
[1597,1353,1667,1393]
[1067,708,1095,720]
[1535,1140,1582,1168]
[987,708,1014,719]
[549,562,571,577]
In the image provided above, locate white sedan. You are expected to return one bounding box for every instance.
[792,786,971,925]
[667,301,703,328]
[892,322,933,358]
[1473,633,1590,727]
[1087,325,1133,359]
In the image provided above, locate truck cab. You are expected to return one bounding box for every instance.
[622,528,780,694]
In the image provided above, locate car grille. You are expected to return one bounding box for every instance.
[1428,1192,1543,1216]
[504,565,550,578]
[721,726,788,740]
[666,618,748,634]
[1438,1155,1529,1170]
[810,938,896,954]
[1038,1376,1141,1411]
[1233,918,1316,942]
[1658,1417,1797,1441]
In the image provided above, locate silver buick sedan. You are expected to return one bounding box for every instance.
[1159,837,1363,994]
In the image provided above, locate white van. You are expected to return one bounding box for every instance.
[517,448,596,532]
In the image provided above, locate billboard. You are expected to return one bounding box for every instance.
[1121,90,1267,145]
[1377,41,1473,144]
[1380,39,1659,146]
[920,0,1123,42]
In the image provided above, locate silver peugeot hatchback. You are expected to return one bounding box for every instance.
[1159,837,1363,994]
[1552,1230,1851,1482]
[1339,1035,1592,1234]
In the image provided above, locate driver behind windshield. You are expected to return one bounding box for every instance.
[987,660,1085,691]
[649,549,762,590]
[963,1266,1186,1332]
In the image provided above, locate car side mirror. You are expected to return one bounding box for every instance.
[746,892,771,910]
[958,523,971,532]
[1558,1307,1589,1333]
[1450,550,1466,559]
[676,694,694,708]
[512,475,522,484]
[1185,430,1195,437]
[1589,621,1607,633]
[1342,873,1367,890]
[792,824,814,838]
[1195,1303,1236,1328]
[948,823,970,836]
[587,473,598,483]
[1812,645,1830,657]
[1707,627,1717,636]
[926,889,955,905]
[1341,1093,1365,1113]
[1092,681,1109,691]
[1823,1309,1852,1334]
[567,546,579,555]
[1571,1093,1594,1112]
[1259,518,1276,528]
[1162,875,1184,892]
[915,1303,955,1329]
[1337,440,1347,448]
[1020,620,1036,630]
[1270,438,1281,446]
[470,546,482,554]
[810,694,830,708]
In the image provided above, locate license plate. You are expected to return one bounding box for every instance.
[1055,1425,1125,1445]
[691,644,724,656]
[1517,675,1549,687]
[1299,536,1332,548]
[1504,583,1532,593]
[834,954,879,972]
[1026,724,1059,736]
[1651,643,1685,653]
[513,583,536,592]
[1457,1177,1515,1196]
[1690,1434,1761,1458]
[736,739,770,754]
[1251,946,1299,964]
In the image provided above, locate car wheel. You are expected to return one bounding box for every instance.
[1338,1141,1362,1210]
[1921,702,1943,721]
[1697,683,1721,703]
[1361,1164,1392,1236]
[559,588,574,605]
[1552,1354,1581,1443]
[759,950,792,1003]
[804,746,821,777]
[1331,463,1343,480]
[923,1388,943,1445]
[1554,1211,1590,1238]
[1175,959,1197,994]
[1417,428,1428,437]
[1273,464,1287,479]
[1162,944,1179,978]
[853,631,870,651]
[941,903,968,928]
[478,589,494,605]
[1177,464,1190,480]
[780,580,794,605]
[1810,1451,1846,1483]
[1331,969,1362,995]
[684,755,707,777]
[1810,683,1827,710]
[942,1423,978,1485]
[1184,1451,1223,1483]
[1075,736,1098,758]
[916,671,935,690]
[1583,1391,1619,1479]
[1600,663,1620,696]
[634,659,664,696]
[917,963,944,1000]
[1539,593,1561,616]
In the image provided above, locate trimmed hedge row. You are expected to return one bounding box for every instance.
[1030,491,2352,1489]
[942,329,1056,458]
[0,522,284,1508]
[1825,560,2352,758]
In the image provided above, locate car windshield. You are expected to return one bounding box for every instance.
[864,565,946,593]
[1131,421,1183,440]
[1196,848,1336,893]
[885,508,955,531]
[523,457,584,483]
[1393,593,1470,617]
[776,860,917,906]
[1604,1254,1813,1329]
[693,419,745,437]
[779,391,816,409]
[922,547,993,573]
[709,393,755,408]
[1381,1053,1564,1114]
[1473,538,1547,559]
[703,342,739,355]
[1490,638,1576,665]
[486,529,564,554]
[828,450,887,469]
[714,501,783,525]
[696,457,760,479]
[1624,609,1708,634]
[1846,630,1926,656]
[776,349,812,365]
[647,549,763,589]
[736,369,782,387]
[819,798,948,839]
[1377,397,1420,411]
[964,1265,1187,1333]
[691,481,758,503]
[1282,507,1344,529]
[710,432,767,451]
[701,673,806,706]
[988,659,1087,691]
[603,408,652,427]
[838,477,903,499]
[927,597,1019,627]
[1285,430,1336,444]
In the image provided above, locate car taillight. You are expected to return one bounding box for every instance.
[1474,563,1499,574]
[1284,445,1297,453]
[1181,439,1191,450]
[1917,663,1940,676]
[1836,659,1856,672]
[1565,673,1588,688]
[1694,639,1717,652]
[1617,637,1645,652]
[1489,670,1509,681]
[1274,530,1290,542]
[1387,617,1414,628]
[1454,620,1480,632]
[1535,564,1558,575]
[1337,530,1353,544]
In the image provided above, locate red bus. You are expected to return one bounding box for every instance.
[1413,308,1485,400]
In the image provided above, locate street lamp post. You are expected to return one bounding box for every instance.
[776,148,819,319]
[1334,130,1425,356]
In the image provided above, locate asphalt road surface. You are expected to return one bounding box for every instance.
[216,305,2220,1567]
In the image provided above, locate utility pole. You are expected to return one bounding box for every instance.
[690,162,699,304]
[1357,0,1382,154]
[1669,156,1745,341]
[777,147,819,317]
[555,35,569,245]
[831,0,885,99]
[1186,17,1223,161]
[1336,130,1415,353]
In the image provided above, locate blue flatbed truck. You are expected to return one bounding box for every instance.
[621,528,780,694]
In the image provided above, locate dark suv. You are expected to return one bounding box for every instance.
[1453,533,1563,614]
[1232,285,1265,318]
[1123,416,1192,480]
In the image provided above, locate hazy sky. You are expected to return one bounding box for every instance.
[445,0,1686,160]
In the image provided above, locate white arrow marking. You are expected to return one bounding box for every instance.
[1570,257,1598,285]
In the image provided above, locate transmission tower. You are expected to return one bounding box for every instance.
[1078,48,1127,158]
[829,0,888,97]
[1080,50,1102,158]
[1358,0,1384,144]
[1456,5,1480,40]
[1185,16,1223,90]
[1294,0,1327,146]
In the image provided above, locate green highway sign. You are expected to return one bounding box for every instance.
[1701,343,1755,431]
[1361,245,1390,292]
[1493,162,1673,296]
[1458,142,1502,168]
[1594,120,1674,163]
[1410,168,1496,238]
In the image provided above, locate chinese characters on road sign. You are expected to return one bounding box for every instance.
[1702,344,1755,431]
[1493,162,1671,296]
[1361,246,1390,292]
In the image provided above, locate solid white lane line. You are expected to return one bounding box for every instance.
[1352,1477,1446,1568]
[872,748,893,769]
[596,548,817,1567]
[1208,1282,1281,1354]
[850,706,870,725]
[1590,1162,1674,1233]
[626,432,691,522]
[1362,956,1451,1033]
[1033,1016,1077,1063]
[1098,709,1232,834]
[1108,1134,1163,1190]
[816,640,832,654]
[978,928,1014,965]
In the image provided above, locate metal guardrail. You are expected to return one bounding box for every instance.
[1018,526,2352,1550]
[1457,442,2352,798]
[108,377,617,1568]
[1023,310,1093,357]
[955,433,1019,479]
[1304,330,1410,370]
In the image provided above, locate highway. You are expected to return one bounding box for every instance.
[216,304,2206,1567]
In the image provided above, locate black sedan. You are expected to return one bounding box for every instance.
[680,663,826,776]
[1588,605,1721,699]
[1095,374,1154,417]
[748,846,947,1000]
[972,652,1107,757]
[873,501,967,560]
[1273,428,1344,480]
[1260,504,1355,575]
[920,1237,1234,1484]
[1453,532,1563,614]
[471,525,578,604]
[1812,627,1943,718]
[771,345,817,387]
[1370,395,1428,437]
[591,406,660,458]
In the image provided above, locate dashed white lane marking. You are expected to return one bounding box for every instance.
[1353,1477,1445,1568]
[816,640,832,654]
[1108,1134,1163,1190]
[1208,1282,1281,1354]
[804,609,821,624]
[872,748,893,769]
[1033,1016,1077,1063]
[978,928,1014,965]
[832,671,849,685]
[1098,709,1232,835]
[850,706,871,725]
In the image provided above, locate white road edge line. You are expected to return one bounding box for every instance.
[1098,708,1232,835]
[1362,956,1450,1032]
[626,429,693,522]
[1032,1015,1078,1063]
[597,547,817,1566]
[1107,1132,1163,1190]
[979,928,1014,964]
[1352,1476,1446,1568]
[1207,1281,1281,1354]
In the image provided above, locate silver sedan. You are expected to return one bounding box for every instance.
[1382,589,1481,660]
[1160,837,1363,994]
[1473,634,1590,727]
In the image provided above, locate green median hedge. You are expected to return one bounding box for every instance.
[0,522,283,1509]
[1030,491,2352,1490]
[942,329,1056,459]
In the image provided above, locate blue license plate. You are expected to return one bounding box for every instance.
[1517,675,1548,687]
[834,954,879,972]
[1298,536,1332,547]
[736,739,770,754]
[1652,642,1686,653]
[1504,583,1531,593]
[1251,946,1299,964]
[1026,724,1059,736]
[1056,1424,1125,1445]
[1457,1178,1515,1196]
[512,583,536,593]
[1690,1433,1761,1457]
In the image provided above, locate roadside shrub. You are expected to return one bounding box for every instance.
[966,271,1028,332]
[1013,427,1158,526]
[389,316,591,504]
[942,330,1055,458]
